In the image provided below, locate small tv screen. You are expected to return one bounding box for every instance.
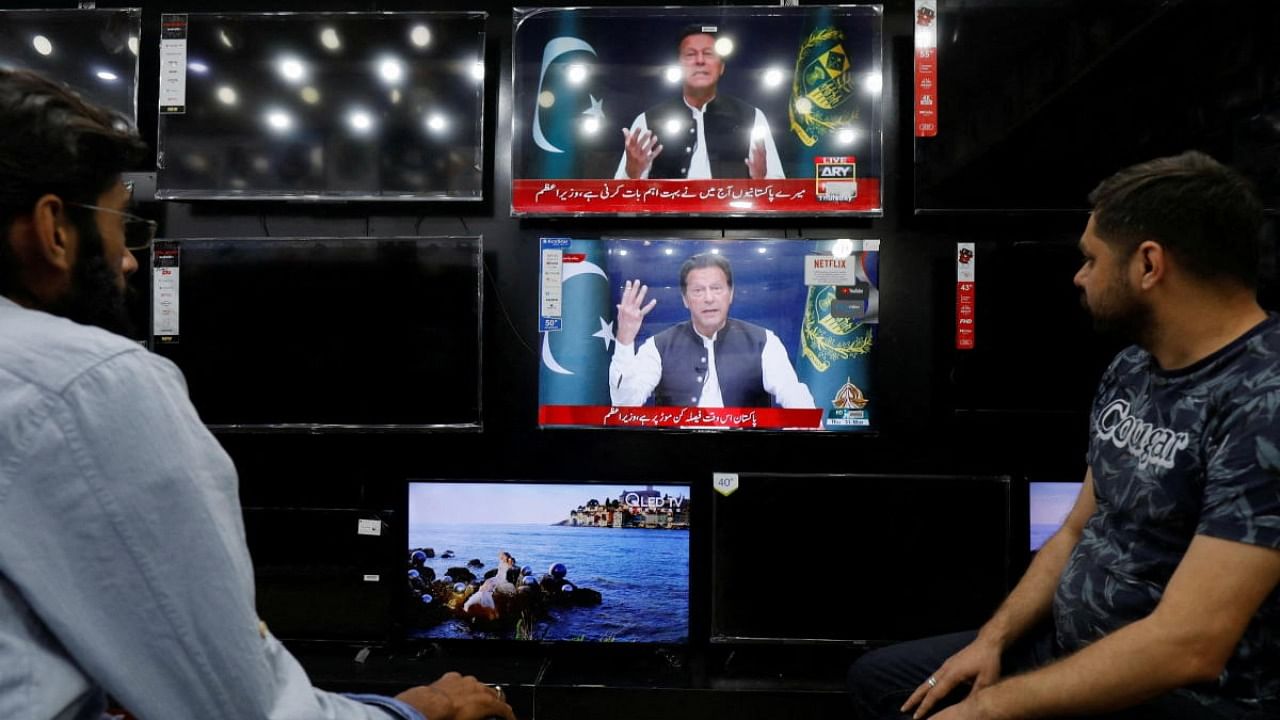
[512,5,883,215]
[0,8,140,124]
[538,237,879,431]
[406,481,690,643]
[914,0,1280,212]
[149,236,482,430]
[1029,481,1083,551]
[155,11,486,200]
[712,473,1010,644]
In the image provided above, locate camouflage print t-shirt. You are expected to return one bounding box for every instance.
[1054,314,1280,710]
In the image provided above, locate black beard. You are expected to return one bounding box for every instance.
[47,225,137,338]
[1088,296,1154,348]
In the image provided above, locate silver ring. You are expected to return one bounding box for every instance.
[927,675,938,688]
[489,684,505,701]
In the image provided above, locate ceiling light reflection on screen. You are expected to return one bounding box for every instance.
[348,109,374,135]
[96,70,118,82]
[425,113,447,133]
[320,28,341,51]
[379,57,404,85]
[471,61,485,81]
[300,86,320,104]
[188,61,209,74]
[664,66,682,84]
[277,56,306,84]
[410,25,431,48]
[32,35,53,56]
[265,110,294,133]
[128,36,139,56]
[216,85,237,105]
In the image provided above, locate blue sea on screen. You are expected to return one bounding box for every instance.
[407,523,688,643]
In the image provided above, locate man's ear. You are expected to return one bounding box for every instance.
[27,194,75,272]
[1135,240,1165,290]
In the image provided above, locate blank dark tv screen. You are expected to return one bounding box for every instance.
[151,236,481,429]
[712,474,1010,644]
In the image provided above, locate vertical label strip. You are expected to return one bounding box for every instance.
[956,242,975,350]
[914,0,938,137]
[158,14,188,114]
[152,241,181,343]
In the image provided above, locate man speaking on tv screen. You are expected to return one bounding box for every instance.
[609,252,813,408]
[615,25,784,181]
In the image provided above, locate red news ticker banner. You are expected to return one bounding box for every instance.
[539,405,826,430]
[513,179,881,215]
[914,0,938,137]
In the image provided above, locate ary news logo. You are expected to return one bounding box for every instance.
[815,156,858,203]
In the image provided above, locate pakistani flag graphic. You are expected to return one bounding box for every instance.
[529,30,607,179]
[797,244,879,430]
[539,239,614,405]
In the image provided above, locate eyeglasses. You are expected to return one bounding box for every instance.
[65,202,157,251]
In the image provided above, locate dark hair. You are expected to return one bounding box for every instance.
[1087,151,1263,289]
[679,253,733,292]
[677,24,719,55]
[0,69,147,230]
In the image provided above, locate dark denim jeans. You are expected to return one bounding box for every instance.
[848,627,1269,720]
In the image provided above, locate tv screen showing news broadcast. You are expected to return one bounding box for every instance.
[512,5,883,215]
[406,481,689,643]
[538,237,879,431]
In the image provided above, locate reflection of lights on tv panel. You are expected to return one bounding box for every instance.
[406,481,690,644]
[0,9,141,124]
[155,12,485,200]
[149,236,482,430]
[537,237,880,432]
[512,6,883,215]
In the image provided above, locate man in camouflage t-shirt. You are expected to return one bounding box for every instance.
[850,153,1280,720]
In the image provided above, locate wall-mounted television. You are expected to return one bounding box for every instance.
[243,507,396,641]
[405,481,690,644]
[512,5,883,216]
[538,237,879,431]
[155,12,486,200]
[149,236,482,430]
[711,473,1010,644]
[0,8,141,124]
[915,0,1280,213]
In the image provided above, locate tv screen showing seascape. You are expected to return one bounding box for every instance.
[406,481,689,644]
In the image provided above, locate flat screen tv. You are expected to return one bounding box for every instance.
[538,237,879,431]
[405,481,690,644]
[512,5,883,215]
[1029,481,1084,552]
[0,8,140,124]
[155,11,486,200]
[915,0,1280,212]
[711,473,1010,644]
[149,236,482,430]
[243,507,396,641]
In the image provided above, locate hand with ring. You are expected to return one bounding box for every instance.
[900,636,1003,719]
[395,671,516,720]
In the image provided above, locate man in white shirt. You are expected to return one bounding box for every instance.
[609,253,813,408]
[615,26,784,181]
